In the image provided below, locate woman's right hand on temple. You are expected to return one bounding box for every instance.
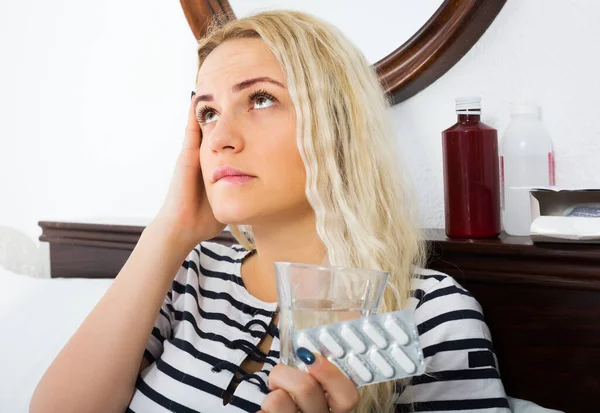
[153,95,226,250]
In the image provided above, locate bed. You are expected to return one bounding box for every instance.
[0,265,113,412]
[2,220,599,412]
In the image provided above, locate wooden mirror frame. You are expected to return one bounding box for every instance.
[179,0,506,105]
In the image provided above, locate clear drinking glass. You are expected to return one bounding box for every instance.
[274,262,389,368]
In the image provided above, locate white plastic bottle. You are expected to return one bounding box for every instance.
[500,102,555,236]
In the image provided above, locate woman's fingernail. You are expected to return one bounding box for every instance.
[190,90,196,100]
[296,347,316,365]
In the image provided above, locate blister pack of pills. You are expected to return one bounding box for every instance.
[292,309,425,387]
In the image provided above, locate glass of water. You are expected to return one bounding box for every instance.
[274,261,389,368]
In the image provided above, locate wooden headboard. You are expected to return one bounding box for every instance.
[39,221,600,412]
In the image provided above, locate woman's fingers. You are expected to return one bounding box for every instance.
[267,363,329,413]
[171,93,203,174]
[259,388,298,413]
[265,348,360,413]
[183,92,201,151]
[302,350,360,413]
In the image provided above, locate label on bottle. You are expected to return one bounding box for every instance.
[548,152,556,186]
[500,155,505,210]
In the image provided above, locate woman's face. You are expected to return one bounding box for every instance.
[195,38,310,227]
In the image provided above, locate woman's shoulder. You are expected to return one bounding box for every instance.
[411,268,456,296]
[197,241,249,261]
[173,241,251,284]
[180,241,249,264]
[398,269,508,410]
[410,268,487,337]
[411,268,479,308]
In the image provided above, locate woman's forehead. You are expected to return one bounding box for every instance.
[196,38,286,92]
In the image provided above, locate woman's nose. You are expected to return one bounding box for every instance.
[207,113,244,153]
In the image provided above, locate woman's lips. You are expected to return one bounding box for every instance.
[218,175,255,184]
[212,166,256,184]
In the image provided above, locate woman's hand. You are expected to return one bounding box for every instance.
[260,348,360,413]
[153,94,226,250]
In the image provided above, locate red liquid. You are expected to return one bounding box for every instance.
[442,114,501,238]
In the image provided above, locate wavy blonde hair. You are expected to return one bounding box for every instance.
[196,10,424,413]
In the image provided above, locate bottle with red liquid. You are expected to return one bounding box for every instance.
[442,96,501,238]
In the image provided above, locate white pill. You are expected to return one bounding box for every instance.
[391,345,416,374]
[369,350,394,378]
[384,317,410,346]
[363,322,388,349]
[347,355,373,383]
[319,329,345,358]
[340,325,367,353]
[297,334,320,355]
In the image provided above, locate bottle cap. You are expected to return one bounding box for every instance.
[455,96,481,115]
[510,101,539,116]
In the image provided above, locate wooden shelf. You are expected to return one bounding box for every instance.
[425,228,600,291]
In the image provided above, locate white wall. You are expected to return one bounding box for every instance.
[1,0,198,275]
[391,0,600,228]
[1,0,599,276]
[229,0,443,65]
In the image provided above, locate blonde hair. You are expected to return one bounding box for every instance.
[196,10,424,413]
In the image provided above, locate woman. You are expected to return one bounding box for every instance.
[31,10,509,413]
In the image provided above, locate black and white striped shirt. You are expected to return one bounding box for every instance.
[127,242,509,412]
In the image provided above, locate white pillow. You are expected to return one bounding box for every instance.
[0,226,49,277]
[0,267,113,412]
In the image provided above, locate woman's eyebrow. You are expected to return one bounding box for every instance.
[193,94,213,107]
[232,77,285,92]
[193,77,285,108]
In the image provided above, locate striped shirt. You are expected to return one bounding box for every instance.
[128,242,509,412]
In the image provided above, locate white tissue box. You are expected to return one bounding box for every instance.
[529,188,600,243]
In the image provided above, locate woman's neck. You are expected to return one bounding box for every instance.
[241,212,326,303]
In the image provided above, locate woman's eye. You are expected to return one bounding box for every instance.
[204,111,220,123]
[197,107,220,124]
[249,89,277,110]
[253,95,274,109]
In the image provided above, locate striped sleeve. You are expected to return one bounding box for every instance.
[143,288,174,365]
[142,246,204,364]
[140,246,195,366]
[395,272,510,412]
